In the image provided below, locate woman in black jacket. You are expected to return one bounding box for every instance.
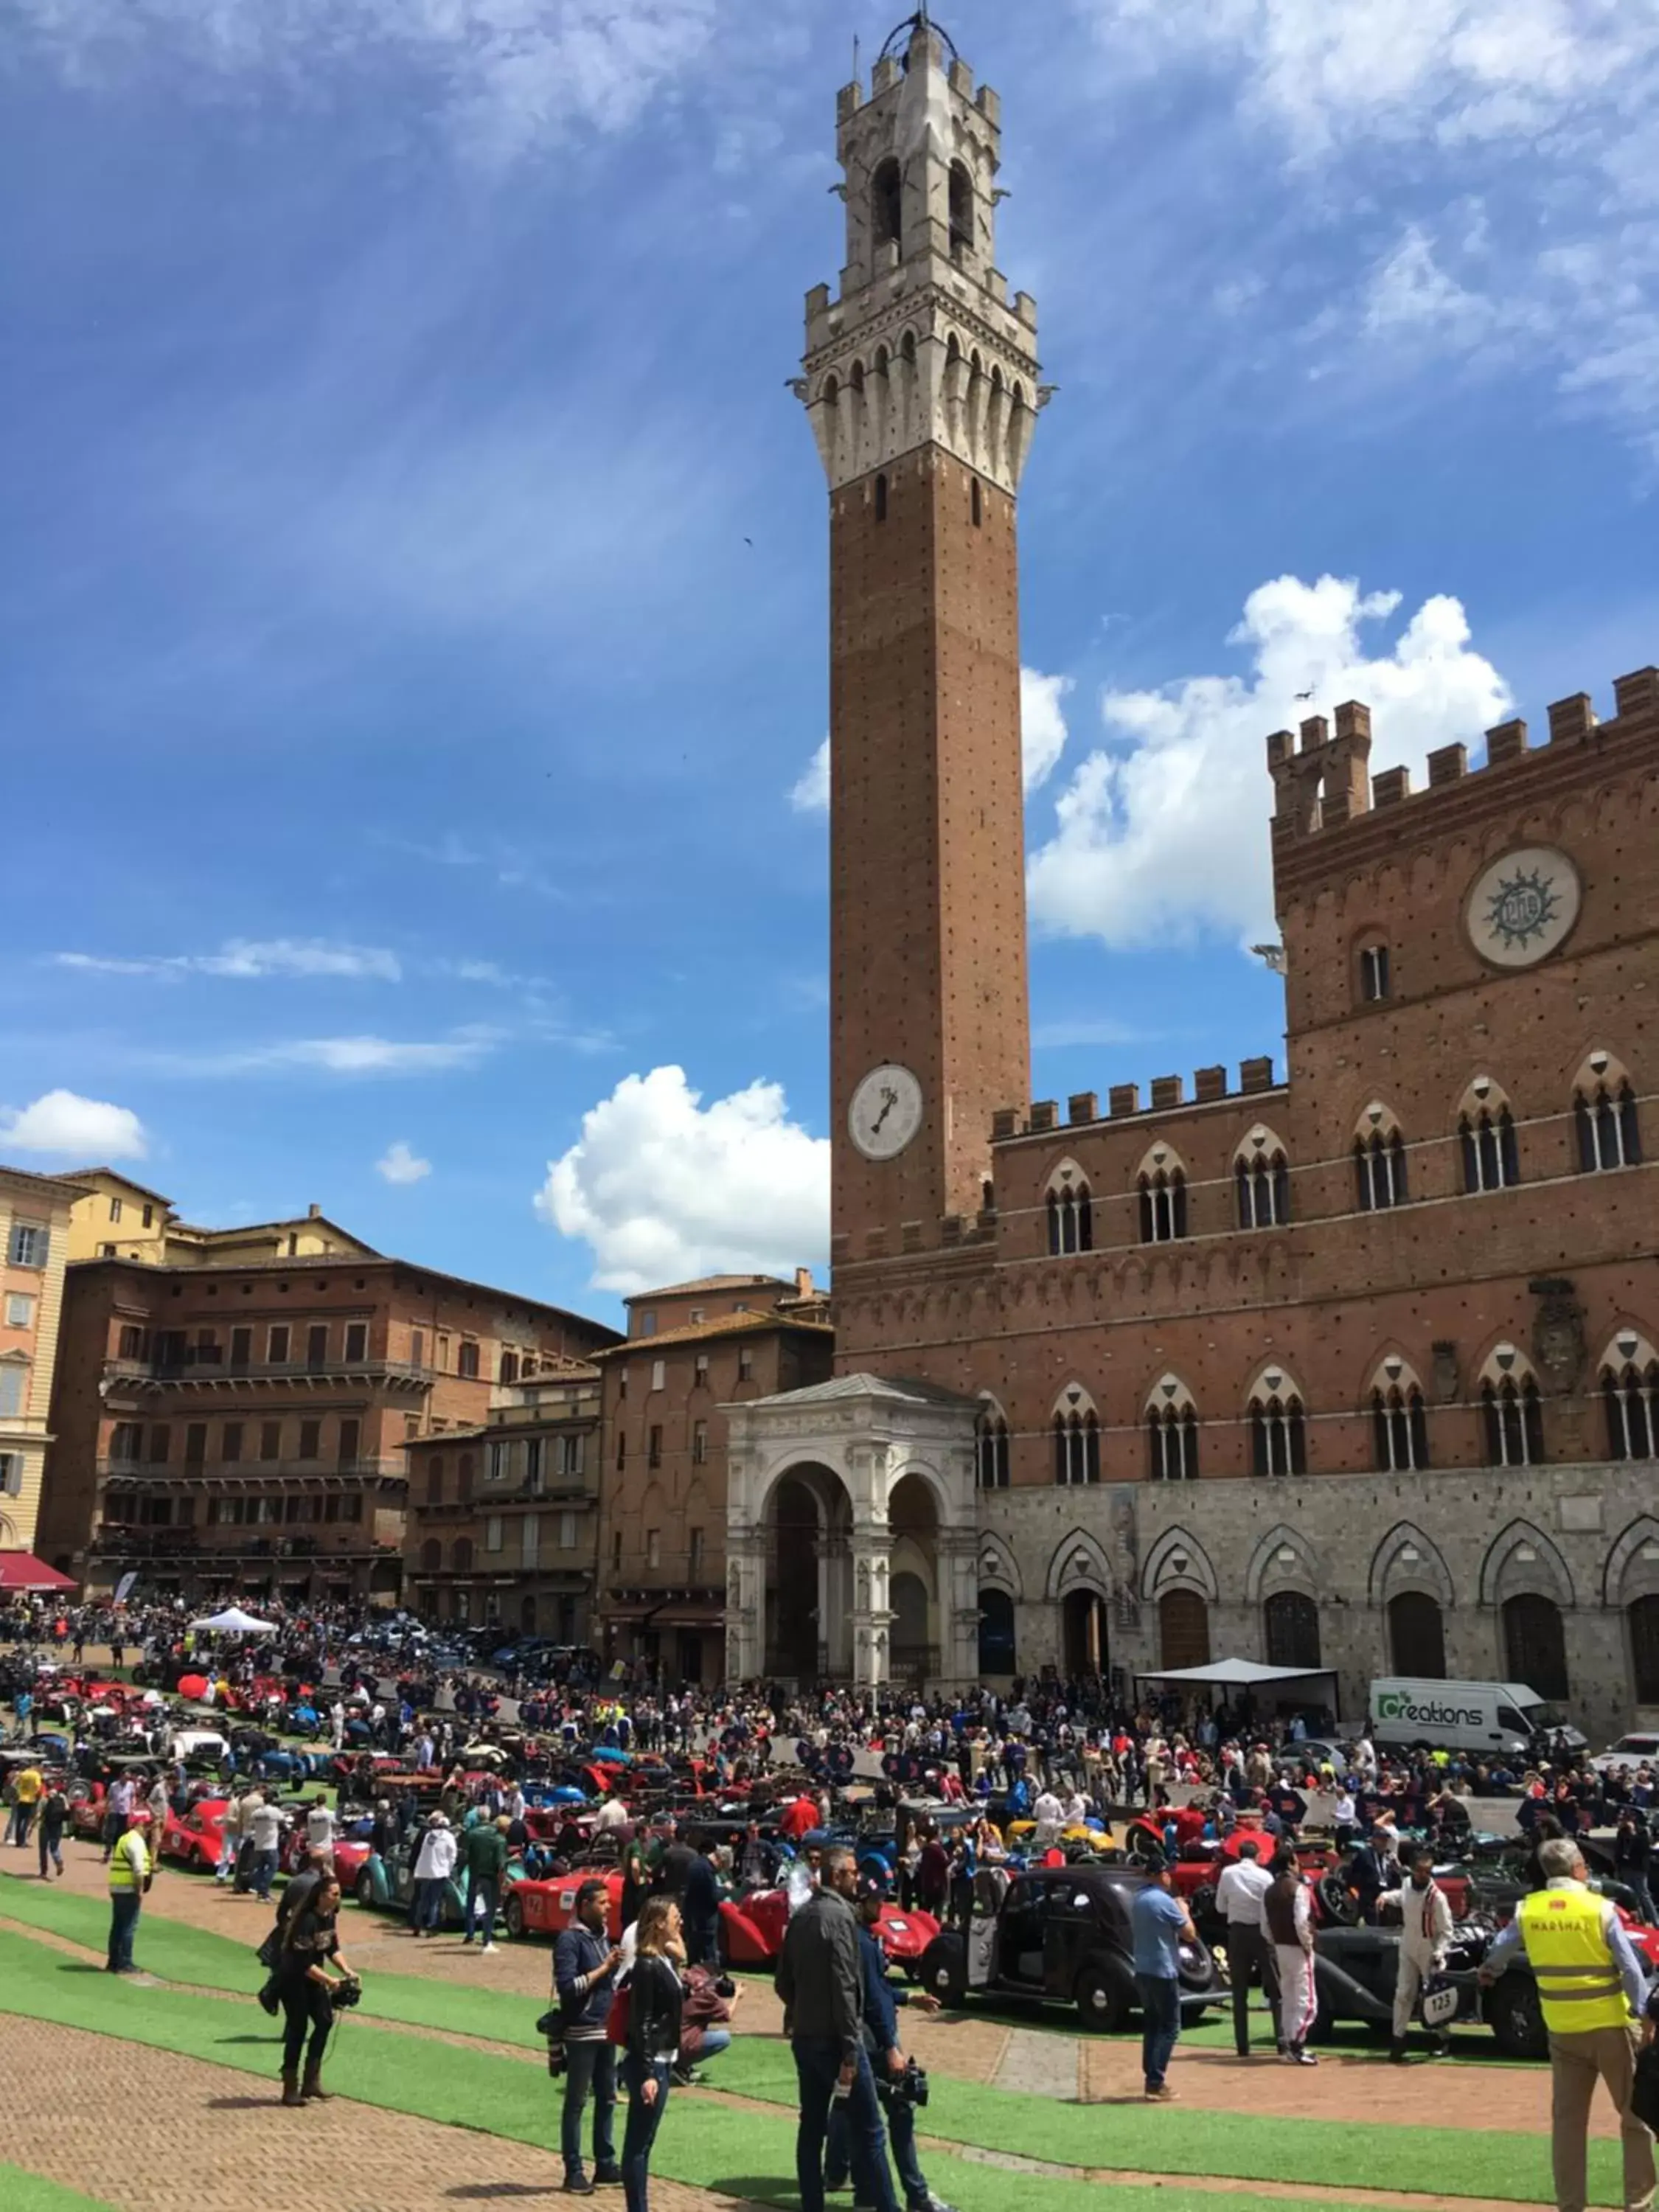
[276,1874,358,2107]
[622,1896,685,2212]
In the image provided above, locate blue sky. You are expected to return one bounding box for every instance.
[3,0,1655,1324]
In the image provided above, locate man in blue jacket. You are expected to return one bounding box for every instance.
[824,1881,955,2212]
[554,1881,625,2194]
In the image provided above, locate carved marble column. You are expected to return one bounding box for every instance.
[851,1530,893,1688]
[724,1531,765,1683]
[936,1525,981,1688]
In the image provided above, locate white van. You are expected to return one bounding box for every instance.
[1368,1677,1583,1757]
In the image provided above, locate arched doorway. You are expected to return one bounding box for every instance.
[978,1589,1016,1676]
[763,1464,852,1680]
[1388,1592,1447,1677]
[521,1593,538,1633]
[888,1472,939,1679]
[1159,1589,1211,1669]
[1503,1592,1568,1702]
[1062,1587,1107,1679]
[1630,1595,1659,1706]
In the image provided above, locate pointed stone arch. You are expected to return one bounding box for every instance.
[1045,1527,1113,1601]
[1368,1521,1455,1608]
[1603,1516,1659,1608]
[1141,1525,1217,1602]
[976,1534,1023,1601]
[1480,1517,1575,1609]
[1246,1523,1323,1604]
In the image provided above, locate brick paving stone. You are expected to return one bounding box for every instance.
[0,2017,754,2212]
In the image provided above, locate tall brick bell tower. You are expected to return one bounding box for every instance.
[800,14,1045,1274]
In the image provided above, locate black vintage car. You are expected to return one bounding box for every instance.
[919,1863,1222,2031]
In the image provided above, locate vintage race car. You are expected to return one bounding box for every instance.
[718,1887,940,1972]
[67,1783,155,1843]
[919,1864,1222,2031]
[355,1840,467,1927]
[502,1867,627,1942]
[156,1797,231,1871]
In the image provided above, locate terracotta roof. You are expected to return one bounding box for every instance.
[592,1309,834,1357]
[53,1167,176,1208]
[0,1163,93,1202]
[625,1273,795,1301]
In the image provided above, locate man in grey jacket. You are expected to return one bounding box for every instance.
[776,1847,901,2212]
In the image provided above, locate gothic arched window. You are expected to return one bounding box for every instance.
[1371,1382,1430,1472]
[1480,1349,1544,1467]
[975,1399,1011,1489]
[1575,1073,1641,1172]
[1045,1164,1093,1256]
[1052,1388,1100,1486]
[948,160,973,257]
[1147,1404,1199,1481]
[872,157,902,253]
[1265,1590,1321,1669]
[1358,942,1391,1004]
[1248,1368,1307,1478]
[1354,1107,1408,1211]
[1601,1339,1659,1461]
[1235,1130,1290,1229]
[1138,1149,1188,1243]
[1459,1081,1520,1194]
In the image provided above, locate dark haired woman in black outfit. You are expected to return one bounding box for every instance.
[621,1896,685,2212]
[277,1873,359,2107]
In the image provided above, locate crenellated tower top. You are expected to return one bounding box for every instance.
[796,14,1046,495]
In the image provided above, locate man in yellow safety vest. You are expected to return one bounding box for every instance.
[107,1810,153,1975]
[1478,1834,1657,2212]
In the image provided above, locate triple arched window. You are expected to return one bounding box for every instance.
[975,1398,1012,1489]
[1045,1164,1093,1256]
[1601,1335,1659,1461]
[1480,1348,1544,1467]
[1370,1360,1430,1472]
[1458,1079,1520,1193]
[1574,1054,1641,1172]
[1235,1127,1290,1228]
[1354,1105,1408,1211]
[1146,1377,1199,1481]
[1248,1368,1307,1477]
[1138,1146,1188,1242]
[1053,1387,1101,1486]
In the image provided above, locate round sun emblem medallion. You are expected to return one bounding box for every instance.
[1464,845,1581,969]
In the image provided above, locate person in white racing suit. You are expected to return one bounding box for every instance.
[1376,1848,1454,2062]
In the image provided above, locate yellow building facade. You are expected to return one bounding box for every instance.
[0,1165,83,1562]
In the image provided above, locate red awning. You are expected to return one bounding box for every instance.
[0,1553,77,1592]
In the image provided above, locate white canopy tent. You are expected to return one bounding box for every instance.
[188,1606,279,1635]
[1133,1657,1340,1714]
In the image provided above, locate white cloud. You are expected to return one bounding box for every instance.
[376,1140,432,1185]
[1021,668,1074,792]
[788,668,1074,815]
[0,1089,148,1161]
[1027,574,1512,950]
[788,739,830,814]
[56,938,400,982]
[10,0,725,167]
[535,1064,828,1295]
[144,1028,501,1077]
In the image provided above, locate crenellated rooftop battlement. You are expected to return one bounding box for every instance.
[1266,664,1659,846]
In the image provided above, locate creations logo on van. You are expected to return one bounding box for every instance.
[1377,1691,1486,1728]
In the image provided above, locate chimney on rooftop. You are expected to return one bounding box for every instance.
[795,1267,814,1298]
[307,1203,322,1220]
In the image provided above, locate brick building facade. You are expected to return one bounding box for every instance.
[718,18,1659,1738]
[41,1249,619,1606]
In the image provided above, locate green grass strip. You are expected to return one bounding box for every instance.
[0,1871,549,2048]
[0,2167,121,2212]
[0,1923,1579,2208]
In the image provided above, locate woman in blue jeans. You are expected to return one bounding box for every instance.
[620,1897,686,2212]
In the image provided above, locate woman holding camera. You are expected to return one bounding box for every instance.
[620,1896,685,2212]
[277,1871,359,2107]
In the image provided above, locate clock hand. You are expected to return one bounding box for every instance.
[871,1088,898,1133]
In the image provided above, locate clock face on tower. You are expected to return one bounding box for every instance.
[849,1064,925,1161]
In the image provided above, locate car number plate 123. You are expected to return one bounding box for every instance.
[1421,1984,1459,2029]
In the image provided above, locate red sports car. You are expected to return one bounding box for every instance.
[719,1888,940,1973]
[157,1798,231,1871]
[502,1867,627,1942]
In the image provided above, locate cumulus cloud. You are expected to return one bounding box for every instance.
[1,1089,148,1161]
[56,938,401,982]
[535,1064,828,1294]
[789,739,830,814]
[788,668,1074,814]
[1026,574,1511,950]
[8,0,724,167]
[376,1140,432,1185]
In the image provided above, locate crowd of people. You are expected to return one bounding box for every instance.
[7,1590,1659,2212]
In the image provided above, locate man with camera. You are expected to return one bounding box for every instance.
[554,1878,625,2194]
[823,1879,956,2212]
